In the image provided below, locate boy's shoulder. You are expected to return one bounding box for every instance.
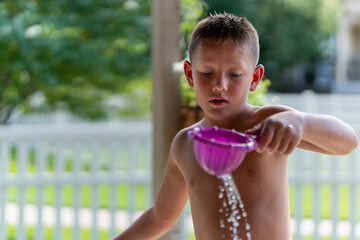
[169,122,201,163]
[255,104,295,117]
[246,104,296,128]
[173,122,201,145]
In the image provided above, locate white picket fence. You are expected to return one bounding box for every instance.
[0,93,359,240]
[0,122,152,240]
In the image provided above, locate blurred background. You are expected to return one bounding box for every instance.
[0,0,359,240]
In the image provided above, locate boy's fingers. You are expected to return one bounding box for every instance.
[256,122,273,153]
[277,138,291,154]
[266,133,282,153]
[284,138,300,155]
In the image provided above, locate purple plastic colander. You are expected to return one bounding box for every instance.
[188,126,259,177]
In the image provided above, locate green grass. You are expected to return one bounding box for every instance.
[289,183,360,221]
[6,184,148,210]
[6,225,111,240]
[6,145,148,173]
[297,237,360,240]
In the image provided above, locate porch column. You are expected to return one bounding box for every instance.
[152,0,183,239]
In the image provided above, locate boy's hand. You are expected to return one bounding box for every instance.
[246,111,304,155]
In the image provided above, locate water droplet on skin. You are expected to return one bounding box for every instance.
[246,222,251,230]
[220,219,225,227]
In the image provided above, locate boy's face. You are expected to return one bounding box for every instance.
[184,40,264,121]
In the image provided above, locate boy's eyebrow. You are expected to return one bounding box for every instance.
[196,60,248,68]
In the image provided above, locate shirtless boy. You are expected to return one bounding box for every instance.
[114,13,358,240]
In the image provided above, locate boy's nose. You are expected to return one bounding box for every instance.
[212,77,227,92]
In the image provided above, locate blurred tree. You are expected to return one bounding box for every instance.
[0,0,150,124]
[204,0,339,91]
[181,0,208,58]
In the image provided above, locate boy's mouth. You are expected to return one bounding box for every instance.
[209,98,228,106]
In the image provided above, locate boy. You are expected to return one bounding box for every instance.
[114,13,358,240]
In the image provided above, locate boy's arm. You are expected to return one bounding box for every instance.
[113,140,188,240]
[247,109,358,155]
[297,111,358,154]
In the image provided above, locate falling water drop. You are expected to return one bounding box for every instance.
[218,174,251,240]
[219,192,224,199]
[245,222,251,230]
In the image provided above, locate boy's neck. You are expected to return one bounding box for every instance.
[201,104,258,131]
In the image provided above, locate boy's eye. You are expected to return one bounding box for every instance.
[201,72,213,76]
[230,73,241,77]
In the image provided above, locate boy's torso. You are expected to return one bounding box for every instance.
[174,105,292,240]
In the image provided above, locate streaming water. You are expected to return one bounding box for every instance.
[218,174,251,240]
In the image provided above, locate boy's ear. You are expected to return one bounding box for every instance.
[250,64,264,91]
[184,60,194,88]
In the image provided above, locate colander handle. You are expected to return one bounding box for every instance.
[249,135,260,143]
[246,134,260,151]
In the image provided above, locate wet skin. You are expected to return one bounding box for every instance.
[173,106,292,240]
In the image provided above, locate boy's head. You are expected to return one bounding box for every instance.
[184,13,264,121]
[188,13,260,67]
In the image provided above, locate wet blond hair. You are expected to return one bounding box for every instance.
[188,13,260,66]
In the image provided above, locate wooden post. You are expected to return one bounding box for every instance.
[152,0,183,239]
